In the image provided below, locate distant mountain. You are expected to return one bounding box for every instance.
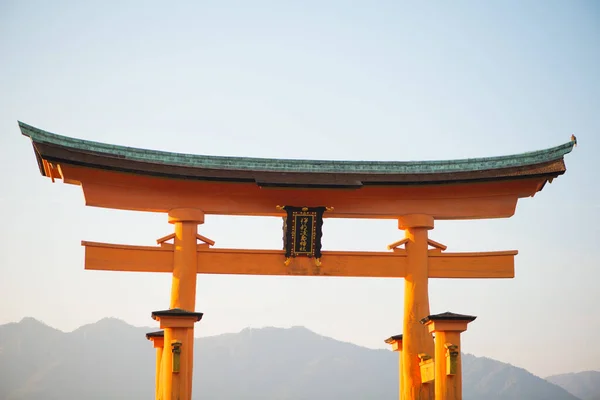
[547,371,600,400]
[463,354,581,400]
[0,318,582,400]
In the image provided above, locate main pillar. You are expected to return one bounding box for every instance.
[167,207,204,398]
[385,334,404,399]
[146,330,165,400]
[152,309,203,400]
[168,208,204,310]
[398,214,435,400]
[421,312,477,400]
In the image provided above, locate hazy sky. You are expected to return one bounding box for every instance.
[1,1,598,378]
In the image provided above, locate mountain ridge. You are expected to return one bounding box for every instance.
[0,317,592,400]
[547,371,600,400]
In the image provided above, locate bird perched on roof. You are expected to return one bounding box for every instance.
[571,134,577,147]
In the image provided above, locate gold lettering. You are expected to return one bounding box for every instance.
[297,215,311,253]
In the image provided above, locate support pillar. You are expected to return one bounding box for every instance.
[167,208,204,399]
[385,334,404,399]
[398,214,435,400]
[152,309,203,400]
[421,312,477,400]
[146,330,165,400]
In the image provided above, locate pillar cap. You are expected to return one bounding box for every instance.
[151,308,204,322]
[146,330,165,340]
[398,214,434,230]
[168,208,205,224]
[420,311,477,324]
[384,334,403,344]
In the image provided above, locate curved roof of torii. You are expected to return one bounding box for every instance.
[19,121,576,219]
[19,121,575,189]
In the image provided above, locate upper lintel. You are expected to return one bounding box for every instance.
[20,122,575,218]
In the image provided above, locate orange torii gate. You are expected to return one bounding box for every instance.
[19,121,575,400]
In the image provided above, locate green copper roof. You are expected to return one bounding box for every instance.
[18,121,575,174]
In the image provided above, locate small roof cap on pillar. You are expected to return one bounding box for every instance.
[420,311,477,325]
[145,330,165,340]
[151,308,204,322]
[384,334,403,344]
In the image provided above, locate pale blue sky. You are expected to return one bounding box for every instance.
[0,0,598,378]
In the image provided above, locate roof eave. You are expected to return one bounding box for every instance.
[19,121,575,186]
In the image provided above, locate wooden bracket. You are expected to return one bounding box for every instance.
[156,233,175,246]
[387,238,447,254]
[387,238,408,255]
[156,232,215,248]
[387,238,409,250]
[427,238,447,253]
[42,160,55,183]
[195,233,215,246]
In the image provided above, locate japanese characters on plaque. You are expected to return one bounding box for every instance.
[280,206,329,265]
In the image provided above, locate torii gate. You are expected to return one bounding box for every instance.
[19,121,575,400]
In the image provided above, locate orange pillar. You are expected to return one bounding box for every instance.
[168,208,204,310]
[385,334,404,399]
[167,208,204,398]
[398,214,435,400]
[146,330,165,400]
[421,312,477,400]
[153,309,203,400]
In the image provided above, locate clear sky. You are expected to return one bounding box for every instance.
[0,0,598,378]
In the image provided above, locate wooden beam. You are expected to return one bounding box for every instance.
[83,241,174,272]
[82,242,517,279]
[57,165,541,219]
[195,248,405,277]
[82,241,406,277]
[428,251,517,278]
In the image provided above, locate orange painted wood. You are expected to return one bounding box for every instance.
[169,220,198,310]
[428,251,517,278]
[82,241,407,276]
[401,224,435,400]
[58,165,547,219]
[83,241,174,272]
[195,248,406,277]
[82,242,516,279]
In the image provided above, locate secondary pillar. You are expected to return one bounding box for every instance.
[146,330,165,400]
[152,309,203,400]
[398,214,435,400]
[384,334,404,399]
[421,312,477,400]
[167,208,204,399]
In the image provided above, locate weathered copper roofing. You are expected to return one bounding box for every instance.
[384,334,403,344]
[19,121,575,188]
[151,308,204,321]
[145,330,165,339]
[420,312,477,324]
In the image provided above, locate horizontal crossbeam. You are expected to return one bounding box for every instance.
[82,241,516,278]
